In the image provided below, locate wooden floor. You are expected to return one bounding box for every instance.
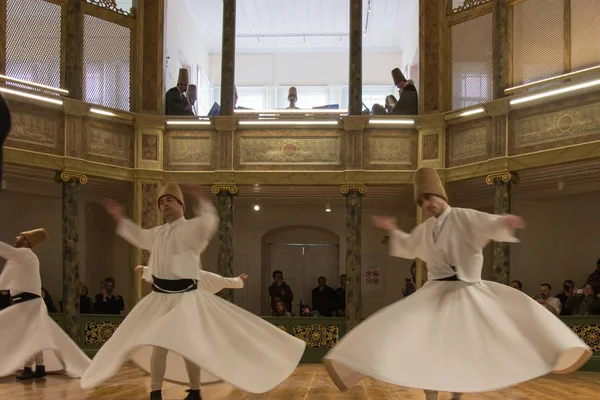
[1,364,600,399]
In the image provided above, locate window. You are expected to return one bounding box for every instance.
[276,86,330,109]
[237,86,269,110]
[455,72,490,108]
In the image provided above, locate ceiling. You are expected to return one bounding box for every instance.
[182,0,412,54]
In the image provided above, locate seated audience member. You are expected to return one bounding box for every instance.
[272,300,292,317]
[556,279,575,315]
[566,284,600,316]
[335,274,347,316]
[299,303,320,317]
[80,282,93,314]
[535,283,561,315]
[510,280,523,291]
[41,287,57,313]
[94,277,124,315]
[403,262,417,297]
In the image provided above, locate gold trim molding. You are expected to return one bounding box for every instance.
[340,184,367,195]
[485,171,519,185]
[211,184,238,195]
[55,171,89,185]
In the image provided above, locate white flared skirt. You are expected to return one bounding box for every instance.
[80,288,306,393]
[323,280,592,394]
[0,298,91,378]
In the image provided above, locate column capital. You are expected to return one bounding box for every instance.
[55,171,88,185]
[485,171,519,185]
[211,184,238,195]
[341,184,367,195]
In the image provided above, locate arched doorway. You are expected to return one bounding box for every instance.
[261,225,340,315]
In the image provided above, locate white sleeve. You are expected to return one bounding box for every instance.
[464,209,519,247]
[388,225,426,260]
[179,199,219,251]
[198,270,244,294]
[116,219,159,250]
[141,266,153,284]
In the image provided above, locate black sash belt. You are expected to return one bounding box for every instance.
[435,275,460,281]
[434,266,462,281]
[12,292,41,304]
[152,275,198,294]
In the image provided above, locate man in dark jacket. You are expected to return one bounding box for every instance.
[390,68,418,115]
[312,276,336,317]
[165,68,195,116]
[269,270,294,313]
[0,93,11,194]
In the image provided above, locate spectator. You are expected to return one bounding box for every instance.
[312,276,336,317]
[94,277,124,315]
[269,270,293,314]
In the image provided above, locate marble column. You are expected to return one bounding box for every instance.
[133,182,161,300]
[64,0,83,99]
[220,0,236,116]
[486,172,518,285]
[56,171,87,341]
[212,185,237,302]
[137,0,165,113]
[348,0,362,115]
[493,0,510,99]
[341,185,366,330]
[419,0,444,113]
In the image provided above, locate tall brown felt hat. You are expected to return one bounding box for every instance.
[177,68,189,85]
[158,182,185,208]
[413,167,447,203]
[20,228,48,249]
[391,68,407,86]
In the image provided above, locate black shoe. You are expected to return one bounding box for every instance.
[16,367,34,381]
[34,365,46,378]
[150,390,162,400]
[183,389,201,400]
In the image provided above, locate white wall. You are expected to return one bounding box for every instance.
[202,205,416,317]
[209,52,403,86]
[163,0,211,92]
[511,191,600,297]
[0,188,131,313]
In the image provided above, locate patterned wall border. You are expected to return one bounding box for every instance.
[446,117,492,167]
[362,128,418,170]
[163,130,218,171]
[233,129,346,171]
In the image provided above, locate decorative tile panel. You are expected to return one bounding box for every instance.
[141,134,158,161]
[84,320,122,346]
[292,324,340,348]
[362,129,418,170]
[5,102,63,155]
[234,130,345,171]
[511,101,600,155]
[447,119,491,167]
[164,130,216,171]
[83,119,134,167]
[423,134,440,160]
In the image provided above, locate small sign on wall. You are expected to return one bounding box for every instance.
[361,254,386,298]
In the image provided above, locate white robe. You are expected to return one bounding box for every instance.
[0,241,91,378]
[80,200,306,393]
[323,206,592,394]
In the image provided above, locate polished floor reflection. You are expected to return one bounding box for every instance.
[1,364,599,399]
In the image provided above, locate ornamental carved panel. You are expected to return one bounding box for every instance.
[447,118,491,167]
[141,134,158,161]
[164,130,216,171]
[510,100,600,155]
[292,324,340,348]
[4,100,63,155]
[363,129,418,170]
[423,134,440,160]
[234,129,345,171]
[82,118,134,167]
